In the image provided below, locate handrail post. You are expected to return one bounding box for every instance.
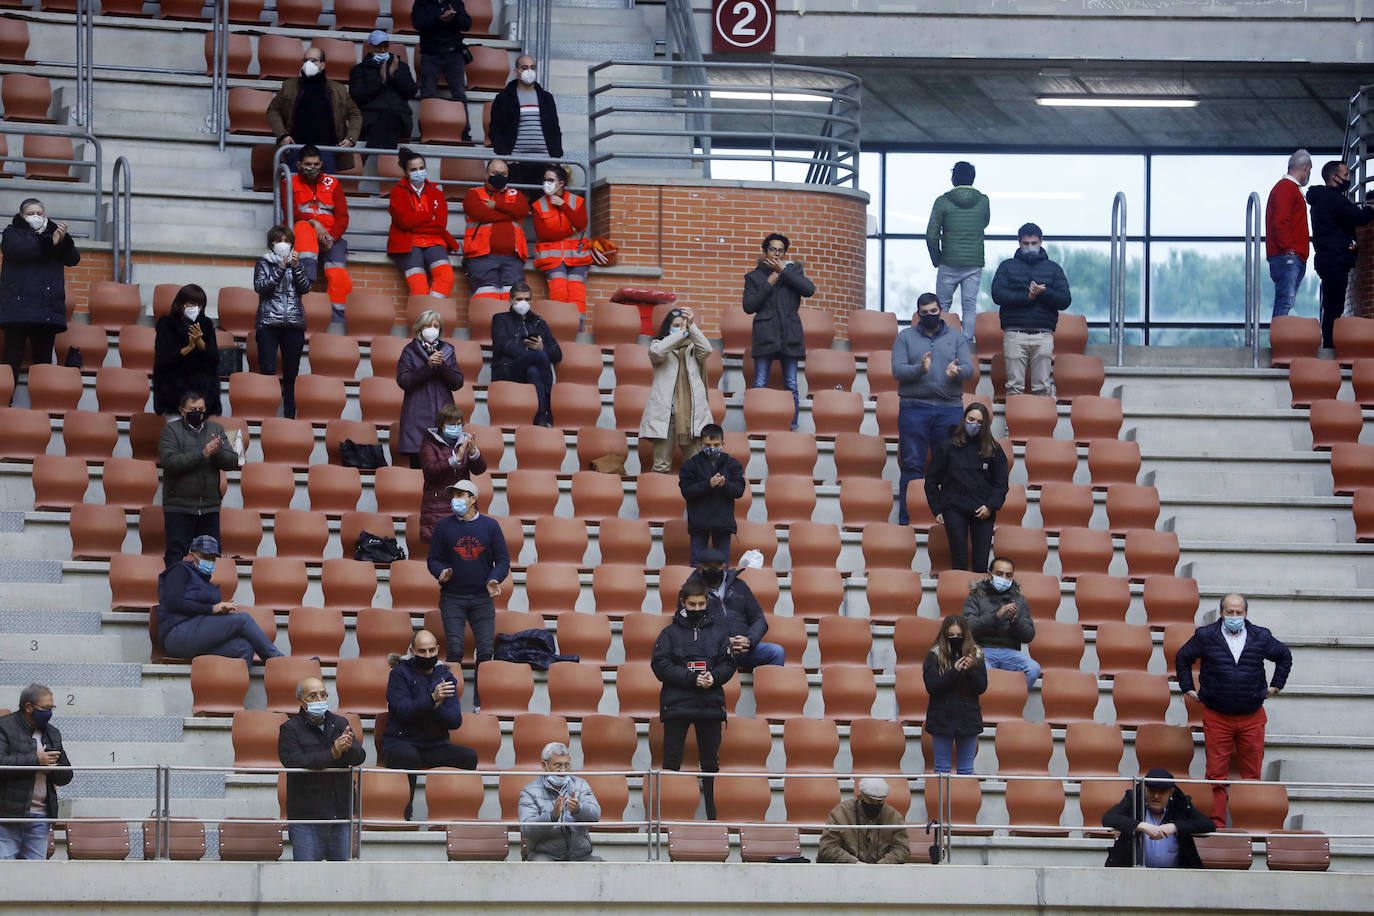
[1244,191,1262,368]
[1109,191,1126,366]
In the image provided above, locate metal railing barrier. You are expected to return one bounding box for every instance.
[515,0,552,90]
[111,155,132,281]
[1108,191,1127,366]
[0,123,104,240]
[1243,190,1263,368]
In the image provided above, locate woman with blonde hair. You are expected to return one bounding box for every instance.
[922,613,986,774]
[395,308,464,468]
[640,306,713,473]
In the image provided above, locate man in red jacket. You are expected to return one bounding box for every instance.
[463,159,530,309]
[288,145,353,324]
[1264,149,1312,318]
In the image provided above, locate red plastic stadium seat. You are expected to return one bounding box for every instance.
[1041,670,1100,726]
[1104,484,1160,537]
[1267,315,1319,368]
[1037,482,1094,535]
[1053,314,1088,355]
[1111,671,1169,727]
[1308,398,1362,451]
[1069,396,1123,444]
[1287,357,1341,408]
[1333,316,1374,367]
[1052,353,1104,402]
[1055,527,1114,580]
[1123,529,1179,581]
[992,525,1048,573]
[1332,443,1374,495]
[805,348,856,392]
[227,87,274,135]
[1024,437,1078,488]
[94,366,149,416]
[846,310,897,357]
[1005,394,1058,444]
[1073,573,1131,627]
[1087,439,1140,490]
[1353,359,1374,408]
[59,411,114,465]
[1029,620,1085,674]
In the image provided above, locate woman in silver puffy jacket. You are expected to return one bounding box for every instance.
[254,225,312,419]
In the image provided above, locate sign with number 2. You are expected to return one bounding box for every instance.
[712,0,775,53]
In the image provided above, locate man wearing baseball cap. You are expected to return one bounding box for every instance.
[426,478,509,710]
[1102,768,1214,868]
[818,777,909,864]
[348,30,417,152]
[156,536,283,665]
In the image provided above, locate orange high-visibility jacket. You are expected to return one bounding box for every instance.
[289,173,350,237]
[531,192,592,271]
[462,185,530,260]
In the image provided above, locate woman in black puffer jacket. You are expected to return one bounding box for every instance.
[0,198,80,386]
[923,613,986,775]
[253,225,311,419]
[924,401,1009,573]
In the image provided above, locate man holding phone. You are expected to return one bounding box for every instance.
[381,630,479,820]
[490,282,562,427]
[278,677,365,860]
[961,555,1040,688]
[0,684,71,859]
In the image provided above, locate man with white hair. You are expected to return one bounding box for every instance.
[517,741,603,861]
[817,777,909,864]
[1265,149,1313,318]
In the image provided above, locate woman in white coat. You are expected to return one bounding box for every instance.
[640,306,713,473]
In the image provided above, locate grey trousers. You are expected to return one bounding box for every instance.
[936,264,981,340]
[1002,330,1054,397]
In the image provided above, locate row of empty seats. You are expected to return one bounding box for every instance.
[0,0,495,35]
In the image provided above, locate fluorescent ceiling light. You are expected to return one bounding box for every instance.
[710,90,821,102]
[1037,95,1198,108]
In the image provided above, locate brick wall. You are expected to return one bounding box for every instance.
[1358,223,1374,319]
[591,179,870,339]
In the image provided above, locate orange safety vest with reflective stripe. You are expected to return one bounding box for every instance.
[289,173,348,236]
[531,193,593,271]
[462,186,530,260]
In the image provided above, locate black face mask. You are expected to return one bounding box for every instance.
[917,312,941,332]
[487,173,508,191]
[1335,176,1352,192]
[859,800,884,819]
[683,607,707,627]
[947,636,964,656]
[412,655,438,672]
[700,567,724,587]
[184,409,206,428]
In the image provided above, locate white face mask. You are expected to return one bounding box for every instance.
[512,300,531,316]
[519,69,536,85]
[372,52,390,63]
[272,241,292,260]
[542,180,559,196]
[301,59,322,78]
[184,306,201,322]
[23,213,46,232]
[420,326,440,343]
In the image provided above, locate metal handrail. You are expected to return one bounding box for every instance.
[111,156,132,280]
[1244,190,1263,368]
[664,0,712,177]
[270,143,592,254]
[204,0,229,149]
[516,0,551,86]
[72,0,94,127]
[587,59,861,188]
[1343,84,1374,207]
[0,123,104,240]
[1108,191,1127,366]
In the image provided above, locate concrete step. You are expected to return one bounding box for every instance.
[1144,465,1334,499]
[1126,410,1373,453]
[0,633,130,664]
[1167,510,1350,545]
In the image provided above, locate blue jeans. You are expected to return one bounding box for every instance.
[1269,254,1307,317]
[688,530,731,568]
[931,733,977,775]
[935,265,981,341]
[753,355,799,429]
[288,822,351,861]
[896,399,964,526]
[163,613,282,665]
[733,641,784,671]
[982,647,1041,689]
[0,818,49,859]
[439,590,496,708]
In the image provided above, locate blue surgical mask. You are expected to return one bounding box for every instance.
[451,498,470,516]
[305,700,329,720]
[991,575,1013,593]
[408,169,427,186]
[443,424,463,439]
[196,559,215,576]
[964,421,982,437]
[545,773,569,790]
[372,52,390,63]
[1223,616,1245,634]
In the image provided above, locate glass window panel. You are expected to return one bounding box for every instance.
[860,151,882,236]
[884,153,1145,237]
[866,237,882,310]
[699,147,816,183]
[1150,152,1341,238]
[1149,327,1247,347]
[1146,241,1319,323]
[1035,241,1145,324]
[1088,327,1144,347]
[883,239,937,321]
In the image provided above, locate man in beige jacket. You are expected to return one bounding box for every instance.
[818,777,910,864]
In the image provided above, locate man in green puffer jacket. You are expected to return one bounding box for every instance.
[926,161,990,344]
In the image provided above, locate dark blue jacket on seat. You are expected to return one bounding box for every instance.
[156,561,223,643]
[381,656,464,753]
[1174,619,1292,716]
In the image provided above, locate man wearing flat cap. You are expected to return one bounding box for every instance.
[1102,768,1214,868]
[818,777,910,864]
[156,536,282,664]
[427,478,509,710]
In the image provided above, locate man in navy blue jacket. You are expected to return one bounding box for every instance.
[678,423,746,566]
[427,479,510,709]
[156,536,282,664]
[991,222,1071,398]
[1174,593,1292,827]
[381,630,477,820]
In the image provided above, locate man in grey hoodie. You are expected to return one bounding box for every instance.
[927,160,990,344]
[891,293,973,526]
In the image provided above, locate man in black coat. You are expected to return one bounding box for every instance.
[488,54,564,196]
[685,547,783,670]
[991,222,1071,398]
[651,579,735,820]
[1175,593,1292,827]
[412,0,470,116]
[1103,768,1214,867]
[677,423,746,565]
[278,676,366,860]
[0,684,72,859]
[348,30,417,151]
[1307,160,1374,348]
[742,233,814,431]
[490,282,562,426]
